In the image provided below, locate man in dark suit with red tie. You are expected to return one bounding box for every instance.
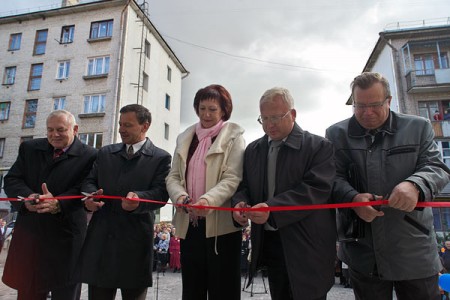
[3,110,97,300]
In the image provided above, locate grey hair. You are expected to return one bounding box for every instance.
[47,110,77,127]
[260,87,294,109]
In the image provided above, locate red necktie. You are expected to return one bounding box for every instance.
[53,149,64,159]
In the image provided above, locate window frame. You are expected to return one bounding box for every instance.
[164,123,169,140]
[20,136,33,143]
[414,52,449,76]
[28,63,44,91]
[0,102,11,121]
[60,25,75,44]
[83,94,106,114]
[78,132,103,149]
[143,72,149,91]
[167,66,172,82]
[145,40,151,59]
[87,56,110,76]
[165,94,171,110]
[8,33,22,51]
[3,66,16,85]
[56,60,70,79]
[89,20,113,39]
[23,99,38,128]
[53,97,66,110]
[33,29,48,55]
[0,138,5,158]
[418,101,439,120]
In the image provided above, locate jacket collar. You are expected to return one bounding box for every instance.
[176,122,244,156]
[348,111,397,138]
[37,137,84,157]
[253,122,303,151]
[111,138,155,156]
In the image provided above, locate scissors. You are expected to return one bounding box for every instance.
[18,194,39,205]
[81,191,100,202]
[181,196,191,214]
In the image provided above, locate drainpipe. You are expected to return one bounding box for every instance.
[112,0,132,143]
[379,32,407,114]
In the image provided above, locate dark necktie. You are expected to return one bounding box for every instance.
[267,140,282,198]
[53,149,64,159]
[127,146,134,158]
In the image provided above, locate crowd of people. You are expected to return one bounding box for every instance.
[2,72,450,300]
[152,222,252,276]
[152,223,181,274]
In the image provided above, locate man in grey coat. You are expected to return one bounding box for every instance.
[79,104,171,300]
[326,72,450,300]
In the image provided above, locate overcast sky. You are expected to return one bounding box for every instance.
[2,0,450,143]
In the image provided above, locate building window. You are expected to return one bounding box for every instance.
[0,138,4,158]
[61,25,75,44]
[79,132,103,149]
[29,63,43,91]
[20,136,33,143]
[53,97,66,110]
[143,72,148,91]
[33,29,48,55]
[87,56,110,76]
[0,102,11,120]
[418,101,439,121]
[3,66,16,85]
[415,53,449,76]
[164,123,169,140]
[145,40,151,59]
[56,60,70,79]
[90,20,113,39]
[441,141,450,169]
[165,94,171,110]
[23,99,38,128]
[167,66,172,82]
[84,94,105,113]
[8,33,22,51]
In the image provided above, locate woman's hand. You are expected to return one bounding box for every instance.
[176,195,191,214]
[190,198,211,217]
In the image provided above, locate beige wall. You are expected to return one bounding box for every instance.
[0,0,184,170]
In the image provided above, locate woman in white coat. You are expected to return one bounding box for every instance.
[166,84,245,300]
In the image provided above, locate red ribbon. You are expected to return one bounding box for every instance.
[1,195,449,212]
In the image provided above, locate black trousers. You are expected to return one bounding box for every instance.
[180,219,241,300]
[88,285,148,300]
[262,230,327,300]
[18,283,81,300]
[262,230,293,300]
[350,268,440,300]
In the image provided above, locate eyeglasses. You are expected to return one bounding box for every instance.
[353,98,389,111]
[257,110,292,125]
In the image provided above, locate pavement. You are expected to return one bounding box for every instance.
[0,247,355,300]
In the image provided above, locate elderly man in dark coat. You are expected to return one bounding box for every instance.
[79,104,171,300]
[232,87,336,300]
[3,110,97,300]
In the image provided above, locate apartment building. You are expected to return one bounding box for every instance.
[0,0,188,221]
[356,18,450,237]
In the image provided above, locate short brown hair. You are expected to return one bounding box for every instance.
[351,72,391,102]
[120,104,152,125]
[193,84,233,121]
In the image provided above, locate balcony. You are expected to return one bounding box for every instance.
[406,69,450,93]
[432,120,450,138]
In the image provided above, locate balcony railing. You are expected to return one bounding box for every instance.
[406,69,450,92]
[432,120,450,138]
